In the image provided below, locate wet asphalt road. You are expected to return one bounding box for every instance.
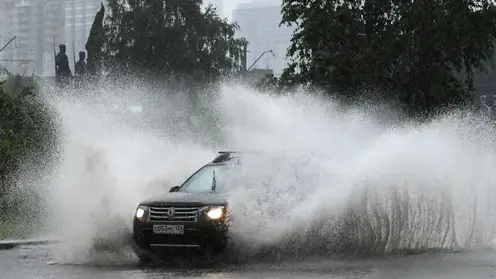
[2,245,496,279]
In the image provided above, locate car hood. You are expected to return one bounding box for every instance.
[139,192,228,206]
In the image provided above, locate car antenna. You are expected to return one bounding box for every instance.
[211,170,217,192]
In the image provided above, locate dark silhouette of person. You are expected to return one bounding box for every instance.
[55,44,72,87]
[75,51,87,88]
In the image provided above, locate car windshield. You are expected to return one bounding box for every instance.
[178,164,235,193]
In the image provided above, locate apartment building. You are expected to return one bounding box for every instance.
[0,0,36,74]
[0,0,16,72]
[232,0,294,75]
[61,0,101,75]
[1,0,102,76]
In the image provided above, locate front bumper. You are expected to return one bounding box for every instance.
[132,218,229,252]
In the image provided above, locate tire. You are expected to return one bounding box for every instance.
[129,238,155,264]
[137,253,154,265]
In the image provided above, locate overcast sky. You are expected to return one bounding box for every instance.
[203,0,282,19]
[223,0,244,19]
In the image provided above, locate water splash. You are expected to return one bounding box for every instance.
[219,88,496,258]
[41,84,216,264]
[32,81,496,263]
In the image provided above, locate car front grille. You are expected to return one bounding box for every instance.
[148,206,201,222]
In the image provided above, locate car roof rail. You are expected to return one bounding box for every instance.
[218,151,243,154]
[212,151,246,163]
[217,150,275,157]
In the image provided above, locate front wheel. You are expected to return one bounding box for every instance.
[137,253,154,265]
[129,237,155,264]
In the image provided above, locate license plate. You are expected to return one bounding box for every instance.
[152,224,184,235]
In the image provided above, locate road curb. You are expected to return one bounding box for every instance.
[0,239,58,251]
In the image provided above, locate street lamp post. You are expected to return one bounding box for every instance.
[0,36,16,53]
[247,49,276,71]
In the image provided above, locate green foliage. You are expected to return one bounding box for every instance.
[0,77,58,220]
[102,0,246,84]
[281,0,496,116]
[254,73,281,93]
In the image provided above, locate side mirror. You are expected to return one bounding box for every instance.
[169,186,180,192]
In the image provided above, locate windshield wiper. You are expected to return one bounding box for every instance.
[211,170,217,192]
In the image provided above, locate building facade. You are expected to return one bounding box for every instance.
[0,0,17,73]
[61,0,101,76]
[232,0,294,76]
[0,0,102,76]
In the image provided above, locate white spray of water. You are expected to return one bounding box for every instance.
[219,87,496,257]
[36,82,496,263]
[42,85,216,264]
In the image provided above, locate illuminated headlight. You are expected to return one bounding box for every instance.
[135,205,148,220]
[206,206,225,220]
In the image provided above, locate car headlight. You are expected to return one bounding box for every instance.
[206,206,224,220]
[135,205,149,221]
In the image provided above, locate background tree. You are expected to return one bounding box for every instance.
[0,76,58,222]
[281,0,496,116]
[102,0,246,85]
[86,3,105,78]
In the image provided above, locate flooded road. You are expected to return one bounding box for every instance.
[2,245,496,279]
